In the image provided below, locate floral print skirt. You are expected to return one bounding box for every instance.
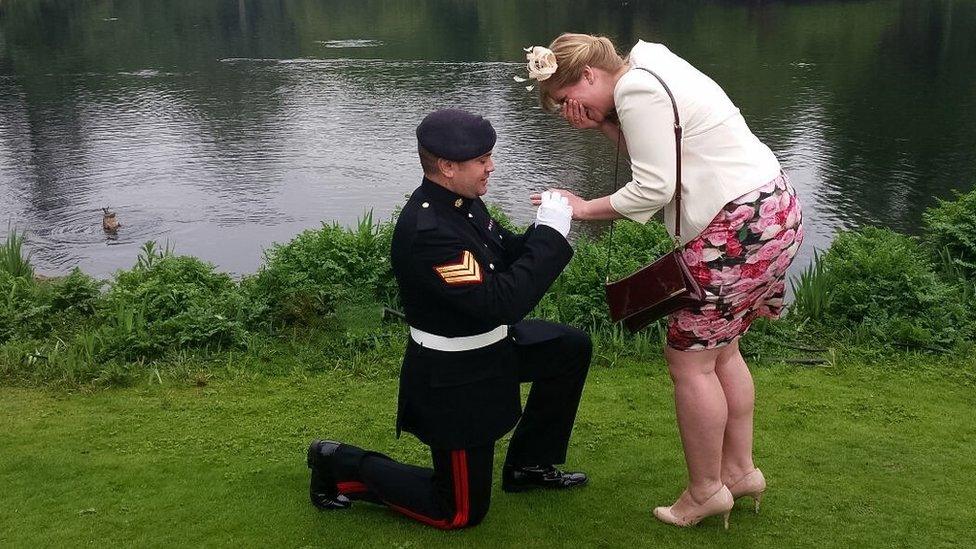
[667,173,804,351]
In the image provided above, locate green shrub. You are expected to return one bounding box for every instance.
[48,268,103,315]
[0,260,102,348]
[807,227,971,348]
[923,186,976,279]
[0,271,50,344]
[535,220,675,328]
[98,246,250,361]
[246,212,396,327]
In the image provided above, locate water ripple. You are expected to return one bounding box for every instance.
[315,39,384,48]
[4,53,974,278]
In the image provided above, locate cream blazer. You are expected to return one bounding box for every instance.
[609,40,782,244]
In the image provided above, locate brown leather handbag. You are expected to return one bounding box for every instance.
[604,67,705,332]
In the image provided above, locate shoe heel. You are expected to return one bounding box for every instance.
[723,510,731,530]
[753,491,764,514]
[307,439,321,469]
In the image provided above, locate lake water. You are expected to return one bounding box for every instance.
[1,0,974,279]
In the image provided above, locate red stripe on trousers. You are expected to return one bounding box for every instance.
[451,450,469,528]
[336,481,368,494]
[386,449,469,529]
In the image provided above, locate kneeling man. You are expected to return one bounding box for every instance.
[307,109,592,529]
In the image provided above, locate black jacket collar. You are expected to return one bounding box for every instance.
[421,177,474,214]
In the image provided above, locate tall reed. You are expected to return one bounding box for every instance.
[1,225,34,279]
[790,250,830,322]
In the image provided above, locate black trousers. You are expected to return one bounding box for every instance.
[324,324,591,529]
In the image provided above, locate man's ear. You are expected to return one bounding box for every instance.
[436,158,456,178]
[583,66,594,85]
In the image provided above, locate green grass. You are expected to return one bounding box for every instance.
[1,350,973,548]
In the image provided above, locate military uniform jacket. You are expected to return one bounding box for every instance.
[391,178,574,449]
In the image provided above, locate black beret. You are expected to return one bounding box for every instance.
[416,109,497,162]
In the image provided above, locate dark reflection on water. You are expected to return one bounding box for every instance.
[1,0,974,279]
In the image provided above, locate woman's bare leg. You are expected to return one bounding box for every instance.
[713,339,757,484]
[664,345,727,506]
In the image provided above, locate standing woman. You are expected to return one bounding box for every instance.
[527,33,803,528]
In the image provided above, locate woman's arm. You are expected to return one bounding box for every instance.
[530,191,622,221]
[597,120,628,154]
[575,195,622,220]
[603,76,677,224]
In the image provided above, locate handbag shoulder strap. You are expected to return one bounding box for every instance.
[605,66,684,282]
[632,66,683,238]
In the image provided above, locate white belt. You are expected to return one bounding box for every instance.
[409,325,508,352]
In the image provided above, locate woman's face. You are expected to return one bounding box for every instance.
[551,67,616,121]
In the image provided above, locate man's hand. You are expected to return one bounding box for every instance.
[534,191,573,237]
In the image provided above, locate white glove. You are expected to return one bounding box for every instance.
[534,191,573,238]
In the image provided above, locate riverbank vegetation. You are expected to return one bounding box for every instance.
[1,190,974,547]
[2,189,974,387]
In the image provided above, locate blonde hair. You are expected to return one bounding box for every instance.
[537,33,626,112]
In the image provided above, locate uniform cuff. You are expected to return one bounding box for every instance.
[531,224,574,261]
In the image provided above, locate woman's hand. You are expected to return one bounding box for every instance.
[561,99,602,130]
[530,188,588,220]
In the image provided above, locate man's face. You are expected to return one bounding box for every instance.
[451,152,495,198]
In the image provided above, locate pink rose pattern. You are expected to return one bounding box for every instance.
[667,174,804,351]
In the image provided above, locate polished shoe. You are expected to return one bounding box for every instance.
[307,440,352,510]
[727,469,766,513]
[501,464,588,493]
[653,486,734,529]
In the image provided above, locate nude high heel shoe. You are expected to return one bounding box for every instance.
[727,469,766,513]
[653,485,734,529]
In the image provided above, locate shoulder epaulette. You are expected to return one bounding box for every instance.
[415,193,438,231]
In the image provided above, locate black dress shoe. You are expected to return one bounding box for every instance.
[307,440,352,510]
[501,464,588,493]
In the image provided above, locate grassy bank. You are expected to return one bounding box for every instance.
[2,188,975,546]
[1,349,973,548]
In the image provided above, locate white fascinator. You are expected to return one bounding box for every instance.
[513,46,558,91]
